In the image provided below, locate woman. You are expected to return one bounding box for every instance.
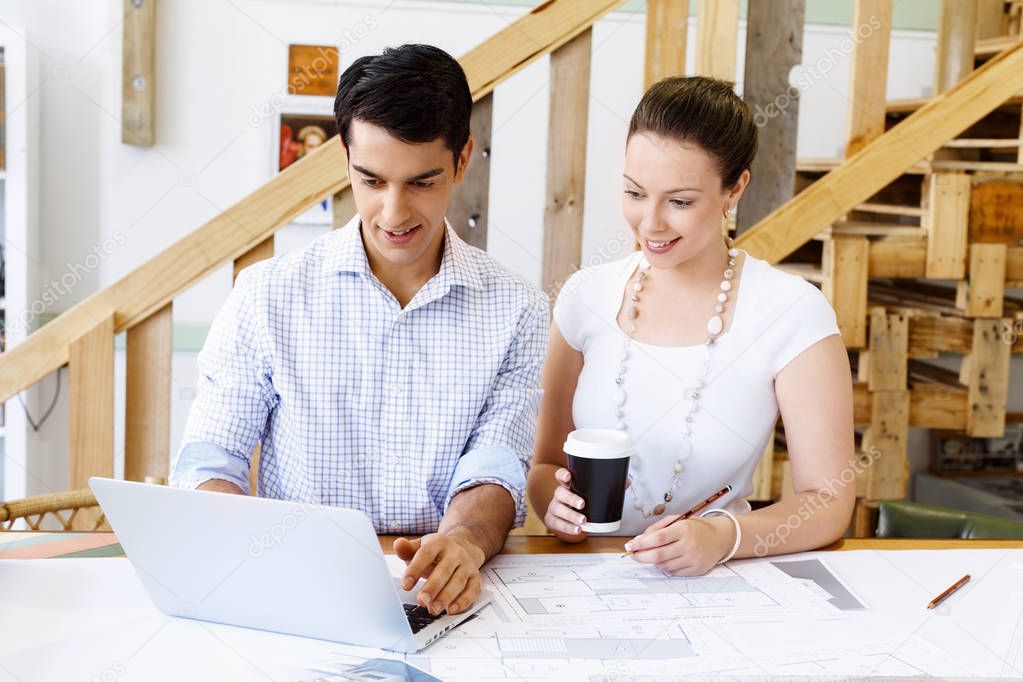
[527,76,855,576]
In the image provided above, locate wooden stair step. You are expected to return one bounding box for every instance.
[816,222,926,239]
[975,35,1023,58]
[942,138,1021,149]
[853,202,925,218]
[775,262,824,284]
[799,157,1023,176]
[885,93,1023,115]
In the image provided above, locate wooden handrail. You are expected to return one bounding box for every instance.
[737,39,1023,263]
[0,0,626,403]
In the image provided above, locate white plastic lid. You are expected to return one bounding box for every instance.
[563,429,634,460]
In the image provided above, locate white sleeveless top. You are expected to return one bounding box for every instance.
[553,250,841,536]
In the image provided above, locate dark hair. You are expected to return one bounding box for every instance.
[334,44,472,169]
[628,76,757,189]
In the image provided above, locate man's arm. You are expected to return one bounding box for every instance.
[395,291,550,615]
[198,478,246,495]
[170,266,277,493]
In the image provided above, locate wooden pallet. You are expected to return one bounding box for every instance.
[753,2,1023,538]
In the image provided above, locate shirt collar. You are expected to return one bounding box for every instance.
[324,213,484,291]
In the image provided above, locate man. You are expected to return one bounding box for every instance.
[171,44,548,618]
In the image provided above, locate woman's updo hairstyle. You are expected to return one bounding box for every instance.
[627,76,758,189]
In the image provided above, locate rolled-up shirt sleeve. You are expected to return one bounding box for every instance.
[444,291,550,527]
[170,265,278,491]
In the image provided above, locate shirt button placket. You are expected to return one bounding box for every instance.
[383,310,408,530]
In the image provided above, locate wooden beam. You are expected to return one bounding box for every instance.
[845,0,893,157]
[233,236,275,281]
[449,93,493,250]
[854,381,971,430]
[826,0,883,359]
[935,0,978,94]
[869,237,927,278]
[542,29,592,297]
[866,307,908,391]
[957,243,1007,316]
[851,499,879,537]
[69,316,115,489]
[125,303,172,482]
[1018,104,1023,164]
[964,317,1011,436]
[976,0,1007,40]
[863,389,910,499]
[332,186,356,230]
[736,41,1023,264]
[924,172,970,278]
[644,0,689,88]
[121,0,156,146]
[822,236,869,348]
[459,0,624,100]
[907,313,973,355]
[1011,245,1023,283]
[909,383,969,429]
[738,0,805,234]
[695,0,739,80]
[970,180,1023,244]
[0,0,628,402]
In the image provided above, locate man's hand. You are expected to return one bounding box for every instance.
[394,528,486,616]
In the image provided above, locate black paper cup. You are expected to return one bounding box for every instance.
[564,429,634,533]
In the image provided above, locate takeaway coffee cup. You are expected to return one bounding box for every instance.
[564,429,634,533]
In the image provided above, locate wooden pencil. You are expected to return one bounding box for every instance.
[927,574,970,609]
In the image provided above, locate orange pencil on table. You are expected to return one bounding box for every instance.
[927,574,970,609]
[621,484,733,558]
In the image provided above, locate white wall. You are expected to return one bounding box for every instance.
[4,0,996,500]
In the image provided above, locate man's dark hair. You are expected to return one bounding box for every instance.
[334,44,472,170]
[628,76,758,189]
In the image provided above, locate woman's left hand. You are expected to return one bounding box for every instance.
[624,514,736,576]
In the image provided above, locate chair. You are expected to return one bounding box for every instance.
[0,489,110,531]
[876,500,1023,540]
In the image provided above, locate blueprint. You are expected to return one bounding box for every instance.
[296,553,852,681]
[477,553,846,624]
[295,549,1023,680]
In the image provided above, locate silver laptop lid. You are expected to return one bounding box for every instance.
[89,477,417,652]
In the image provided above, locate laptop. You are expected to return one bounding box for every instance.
[89,477,492,652]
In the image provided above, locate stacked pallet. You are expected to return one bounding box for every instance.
[749,0,1023,535]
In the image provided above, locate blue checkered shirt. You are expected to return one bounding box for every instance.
[170,215,549,533]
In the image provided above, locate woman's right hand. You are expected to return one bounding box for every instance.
[543,468,588,537]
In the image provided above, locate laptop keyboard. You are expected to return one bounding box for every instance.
[404,603,444,634]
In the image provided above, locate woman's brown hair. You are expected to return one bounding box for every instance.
[628,76,758,189]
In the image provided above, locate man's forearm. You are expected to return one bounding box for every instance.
[197,479,247,495]
[439,483,516,565]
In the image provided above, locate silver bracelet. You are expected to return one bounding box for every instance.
[699,508,742,564]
